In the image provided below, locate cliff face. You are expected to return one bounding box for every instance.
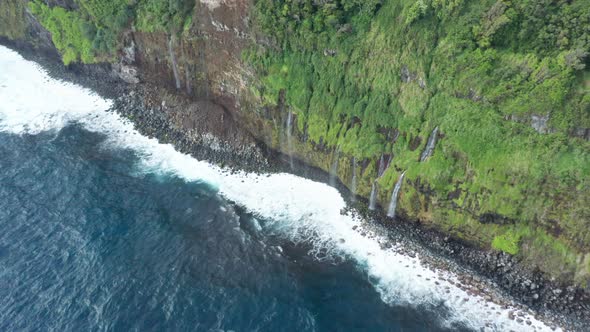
[0,0,268,167]
[1,0,589,289]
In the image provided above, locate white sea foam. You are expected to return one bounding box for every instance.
[0,49,111,135]
[0,45,560,332]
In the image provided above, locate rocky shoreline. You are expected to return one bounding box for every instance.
[2,39,589,331]
[352,207,590,331]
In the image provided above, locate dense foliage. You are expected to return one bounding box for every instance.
[28,0,195,64]
[247,0,590,276]
[0,0,26,41]
[135,0,195,33]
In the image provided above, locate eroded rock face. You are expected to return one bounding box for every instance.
[113,88,267,169]
[99,0,260,160]
[112,63,140,84]
[112,36,140,84]
[200,0,238,10]
[0,0,264,169]
[531,114,550,134]
[401,65,414,83]
[46,0,77,10]
[132,0,251,103]
[505,113,561,135]
[572,127,590,141]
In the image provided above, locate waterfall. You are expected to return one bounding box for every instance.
[198,49,209,99]
[369,154,390,211]
[420,126,439,162]
[285,111,294,170]
[167,36,182,90]
[329,147,340,187]
[387,172,406,219]
[185,66,192,95]
[377,154,386,177]
[350,157,357,202]
[369,181,378,211]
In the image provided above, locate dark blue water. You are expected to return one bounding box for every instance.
[0,124,460,331]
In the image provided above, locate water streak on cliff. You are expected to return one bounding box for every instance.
[185,66,192,95]
[387,172,406,219]
[420,127,439,162]
[329,146,340,187]
[167,36,181,90]
[286,111,294,170]
[369,181,378,211]
[377,154,387,177]
[369,154,390,210]
[351,157,357,202]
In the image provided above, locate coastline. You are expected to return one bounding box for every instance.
[2,39,589,330]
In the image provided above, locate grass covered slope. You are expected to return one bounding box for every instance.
[24,0,194,64]
[0,0,27,41]
[245,0,590,284]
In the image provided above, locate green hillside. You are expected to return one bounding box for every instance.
[246,0,590,283]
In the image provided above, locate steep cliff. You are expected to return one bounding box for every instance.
[244,0,590,290]
[1,0,589,291]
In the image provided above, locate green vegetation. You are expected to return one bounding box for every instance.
[26,0,195,64]
[135,0,195,33]
[29,2,95,64]
[492,229,524,255]
[28,0,132,64]
[246,0,590,279]
[0,0,27,40]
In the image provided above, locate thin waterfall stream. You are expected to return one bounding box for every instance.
[368,154,389,211]
[329,147,340,188]
[285,111,294,170]
[387,172,406,219]
[167,36,182,90]
[350,157,357,202]
[420,127,439,162]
